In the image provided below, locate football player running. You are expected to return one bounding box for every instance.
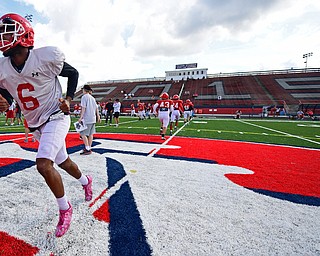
[0,13,92,237]
[169,94,184,135]
[153,92,173,140]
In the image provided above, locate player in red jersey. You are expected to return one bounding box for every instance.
[5,100,15,125]
[137,99,146,120]
[169,94,184,135]
[73,103,81,117]
[100,101,106,117]
[146,103,153,119]
[183,99,194,124]
[0,13,92,237]
[130,103,136,116]
[153,92,173,140]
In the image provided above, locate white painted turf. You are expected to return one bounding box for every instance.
[0,139,319,255]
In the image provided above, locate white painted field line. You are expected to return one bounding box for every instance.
[0,133,27,143]
[147,121,189,157]
[238,120,320,145]
[95,119,139,128]
[89,176,128,212]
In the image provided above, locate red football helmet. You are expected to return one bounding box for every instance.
[160,92,169,99]
[186,99,191,103]
[0,13,34,53]
[172,94,179,100]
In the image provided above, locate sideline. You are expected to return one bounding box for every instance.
[238,120,320,145]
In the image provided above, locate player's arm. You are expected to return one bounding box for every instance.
[153,102,159,115]
[179,101,184,113]
[59,62,79,100]
[78,105,86,122]
[96,106,101,123]
[0,88,12,112]
[169,100,174,112]
[59,62,79,113]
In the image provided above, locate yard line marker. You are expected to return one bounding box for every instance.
[238,120,320,145]
[297,124,320,128]
[0,133,27,143]
[147,121,189,157]
[193,121,207,124]
[95,119,139,128]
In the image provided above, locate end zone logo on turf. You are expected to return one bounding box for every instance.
[0,133,319,255]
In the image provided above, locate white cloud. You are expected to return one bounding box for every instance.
[6,0,320,91]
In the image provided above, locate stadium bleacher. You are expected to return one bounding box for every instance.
[72,68,320,117]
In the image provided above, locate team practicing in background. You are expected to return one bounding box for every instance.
[85,95,193,137]
[152,93,193,140]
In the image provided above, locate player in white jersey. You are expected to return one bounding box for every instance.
[153,92,174,140]
[0,13,92,237]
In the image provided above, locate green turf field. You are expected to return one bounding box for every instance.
[1,114,319,149]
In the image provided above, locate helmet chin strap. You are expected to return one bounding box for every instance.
[3,48,14,57]
[3,45,19,57]
[3,44,29,57]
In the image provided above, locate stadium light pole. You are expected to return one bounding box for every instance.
[303,52,313,70]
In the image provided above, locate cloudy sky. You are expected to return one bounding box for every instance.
[1,0,320,91]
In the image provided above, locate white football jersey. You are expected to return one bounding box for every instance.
[0,46,65,128]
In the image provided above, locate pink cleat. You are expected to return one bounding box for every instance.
[55,202,73,237]
[83,175,93,201]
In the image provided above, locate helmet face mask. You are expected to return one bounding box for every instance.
[0,14,34,54]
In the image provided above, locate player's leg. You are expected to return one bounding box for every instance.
[36,158,65,198]
[79,128,91,154]
[56,154,92,235]
[175,118,179,129]
[169,121,173,135]
[55,141,92,202]
[87,124,95,149]
[105,112,109,124]
[34,115,85,237]
[36,155,72,238]
[88,134,93,148]
[169,112,174,135]
[58,155,93,202]
[158,114,163,135]
[113,112,119,126]
[161,113,170,140]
